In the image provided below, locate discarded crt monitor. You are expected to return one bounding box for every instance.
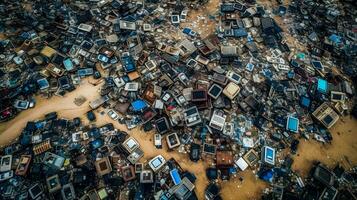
[174,178,195,200]
[212,73,228,85]
[246,63,255,72]
[313,164,335,186]
[170,168,182,185]
[317,78,328,94]
[121,166,136,182]
[330,91,346,102]
[189,143,201,162]
[166,132,180,149]
[95,157,112,176]
[235,157,248,171]
[300,96,311,108]
[43,152,65,169]
[131,99,148,112]
[127,148,144,164]
[58,76,71,90]
[122,137,139,153]
[329,34,342,45]
[14,100,29,110]
[171,15,180,24]
[182,28,197,37]
[192,89,208,102]
[208,84,223,99]
[261,146,276,166]
[233,28,248,37]
[311,60,324,71]
[149,155,166,172]
[259,168,275,183]
[122,54,136,72]
[29,183,44,199]
[140,170,154,183]
[0,155,12,172]
[61,183,76,200]
[184,106,202,127]
[37,78,50,90]
[205,183,221,200]
[320,187,338,200]
[209,110,226,131]
[312,102,340,129]
[206,168,218,181]
[223,82,240,100]
[226,70,242,84]
[77,68,93,77]
[155,117,170,134]
[46,175,61,193]
[63,58,74,71]
[16,155,31,176]
[90,138,104,149]
[286,116,299,133]
[203,143,217,155]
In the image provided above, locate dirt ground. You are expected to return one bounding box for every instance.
[292,116,357,177]
[0,78,102,146]
[180,0,220,38]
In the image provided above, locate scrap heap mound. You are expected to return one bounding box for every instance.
[0,0,356,199]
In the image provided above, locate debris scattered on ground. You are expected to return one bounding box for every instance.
[0,0,356,199]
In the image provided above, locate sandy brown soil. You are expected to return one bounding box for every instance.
[220,170,268,200]
[292,116,357,177]
[0,78,103,146]
[181,0,220,38]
